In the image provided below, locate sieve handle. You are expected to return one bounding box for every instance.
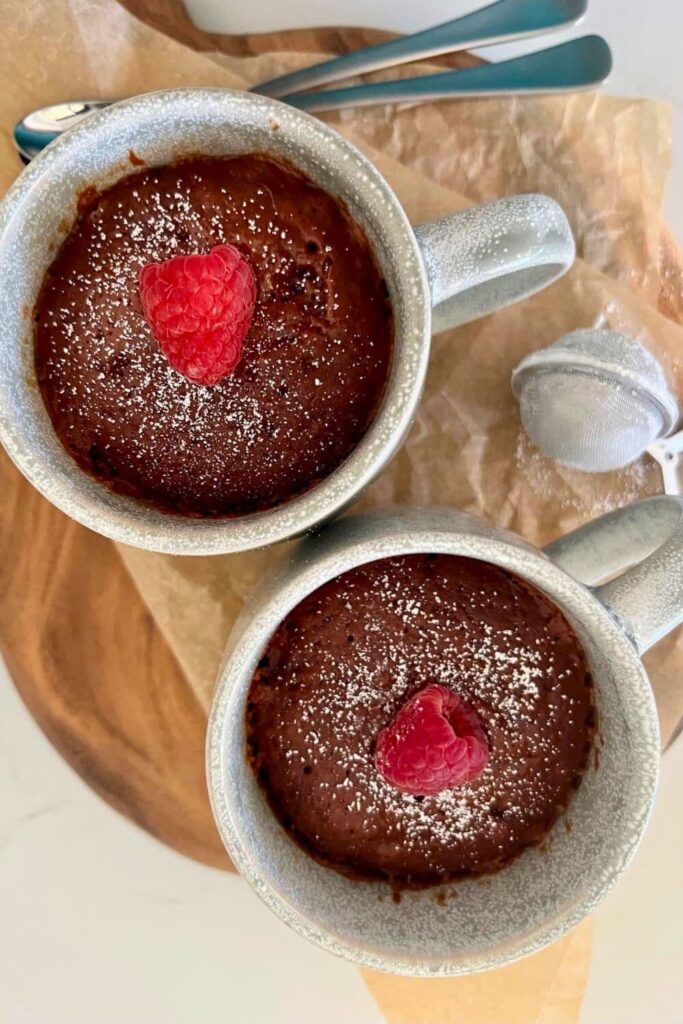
[648,431,683,496]
[414,194,575,334]
[545,496,683,654]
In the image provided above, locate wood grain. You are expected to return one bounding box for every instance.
[117,0,394,57]
[0,445,230,869]
[0,3,398,872]
[1,0,681,870]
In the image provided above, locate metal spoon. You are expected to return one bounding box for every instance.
[286,36,611,113]
[14,100,111,162]
[255,0,588,98]
[14,34,610,161]
[12,0,593,159]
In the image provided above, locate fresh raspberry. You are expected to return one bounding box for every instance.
[139,244,256,386]
[375,684,489,796]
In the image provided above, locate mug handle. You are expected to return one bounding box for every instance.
[414,194,575,334]
[544,496,683,655]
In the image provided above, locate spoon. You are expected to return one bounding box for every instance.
[14,101,112,162]
[14,0,606,162]
[256,0,589,97]
[14,36,611,160]
[285,36,611,113]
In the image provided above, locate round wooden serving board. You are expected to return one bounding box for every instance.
[0,2,435,873]
[2,0,682,872]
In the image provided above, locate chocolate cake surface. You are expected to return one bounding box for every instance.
[34,155,393,516]
[247,554,595,887]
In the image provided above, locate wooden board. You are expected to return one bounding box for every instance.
[1,0,681,871]
[0,445,229,868]
[0,2,407,872]
[117,0,395,57]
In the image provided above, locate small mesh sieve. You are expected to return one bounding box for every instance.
[511,329,679,473]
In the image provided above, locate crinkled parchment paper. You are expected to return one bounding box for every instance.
[3,0,682,1018]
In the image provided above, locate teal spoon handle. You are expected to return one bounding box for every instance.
[283,36,612,112]
[256,0,587,99]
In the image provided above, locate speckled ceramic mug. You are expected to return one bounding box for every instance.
[0,88,574,554]
[208,496,683,975]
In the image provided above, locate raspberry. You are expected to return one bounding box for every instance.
[374,684,489,796]
[139,244,256,386]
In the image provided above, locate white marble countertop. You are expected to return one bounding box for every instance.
[2,2,683,1021]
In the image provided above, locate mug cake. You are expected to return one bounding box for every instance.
[33,154,393,517]
[247,553,595,889]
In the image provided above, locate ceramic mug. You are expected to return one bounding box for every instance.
[0,88,574,554]
[207,496,683,975]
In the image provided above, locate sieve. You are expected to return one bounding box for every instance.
[511,329,682,493]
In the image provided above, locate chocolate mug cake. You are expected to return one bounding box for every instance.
[33,154,393,517]
[247,553,595,888]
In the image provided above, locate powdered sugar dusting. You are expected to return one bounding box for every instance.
[248,554,594,883]
[515,429,657,516]
[34,156,393,515]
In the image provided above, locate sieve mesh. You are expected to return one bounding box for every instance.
[512,330,679,473]
[519,370,665,472]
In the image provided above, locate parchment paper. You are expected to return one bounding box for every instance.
[120,98,683,748]
[2,0,681,1019]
